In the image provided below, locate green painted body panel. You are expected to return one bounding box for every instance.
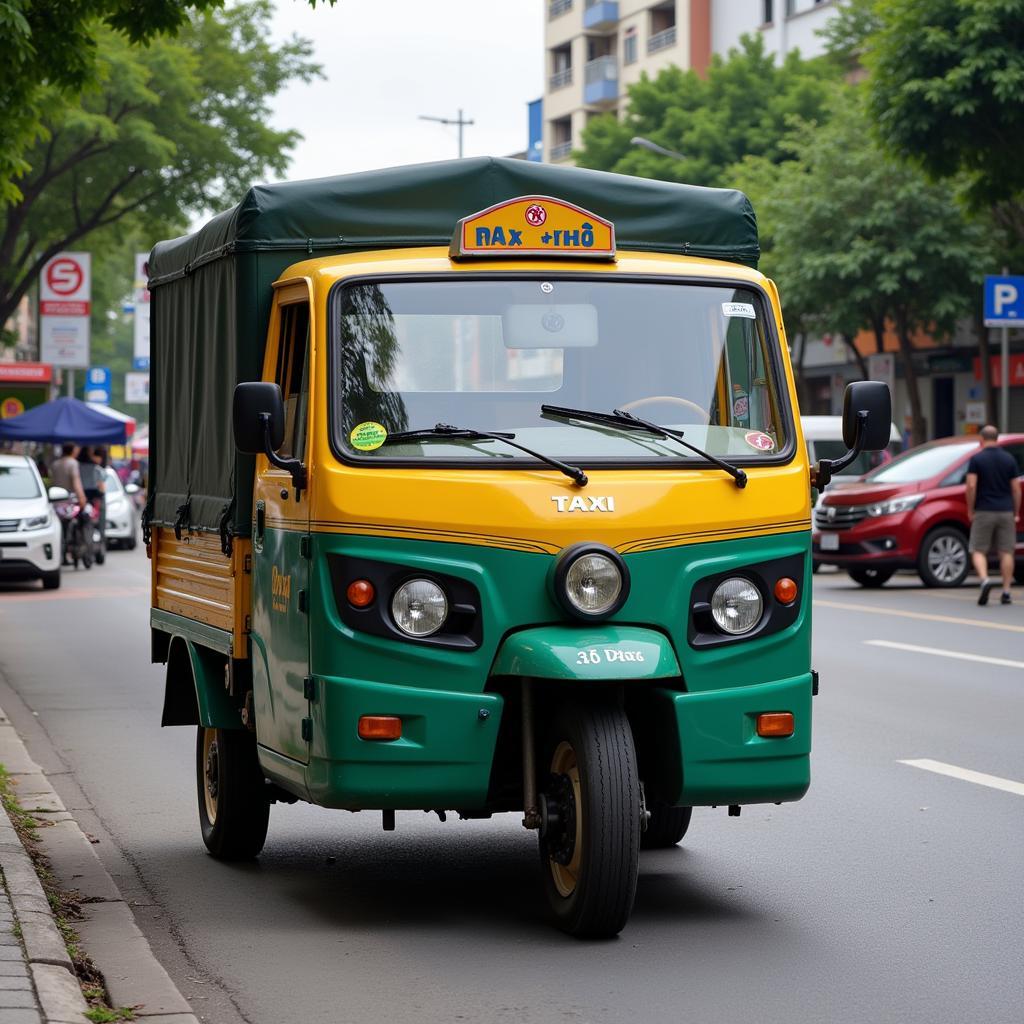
[171,637,240,729]
[251,525,310,763]
[250,528,812,809]
[491,625,680,680]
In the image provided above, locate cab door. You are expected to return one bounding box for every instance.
[250,281,314,764]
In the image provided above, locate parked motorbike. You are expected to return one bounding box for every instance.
[54,498,98,569]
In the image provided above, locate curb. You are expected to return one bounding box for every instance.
[0,706,199,1024]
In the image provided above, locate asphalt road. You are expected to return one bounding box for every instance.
[0,550,1021,1024]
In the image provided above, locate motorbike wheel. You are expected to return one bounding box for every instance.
[197,727,270,860]
[538,702,641,939]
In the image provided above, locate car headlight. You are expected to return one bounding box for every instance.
[866,493,925,517]
[391,579,448,637]
[554,544,629,620]
[710,577,763,635]
[19,513,50,531]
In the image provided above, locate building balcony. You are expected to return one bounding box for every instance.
[548,0,573,19]
[549,66,573,91]
[583,55,619,105]
[583,0,619,31]
[550,140,573,161]
[647,25,677,53]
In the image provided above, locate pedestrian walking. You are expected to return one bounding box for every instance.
[966,425,1022,606]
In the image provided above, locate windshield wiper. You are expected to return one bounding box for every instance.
[382,423,588,486]
[541,404,747,489]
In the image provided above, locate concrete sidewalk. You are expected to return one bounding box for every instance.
[0,702,199,1024]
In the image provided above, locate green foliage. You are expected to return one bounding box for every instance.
[733,91,991,443]
[866,0,1024,212]
[575,34,838,186]
[0,1,322,331]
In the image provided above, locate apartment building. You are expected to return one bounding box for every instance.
[541,0,841,162]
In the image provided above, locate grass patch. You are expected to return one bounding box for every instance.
[0,764,135,1021]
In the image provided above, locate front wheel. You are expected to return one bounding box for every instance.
[917,527,969,588]
[641,803,692,849]
[538,702,642,939]
[196,727,270,860]
[848,567,894,588]
[41,569,61,591]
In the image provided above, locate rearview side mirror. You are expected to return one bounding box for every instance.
[48,486,70,502]
[842,380,892,452]
[813,380,892,489]
[233,382,285,455]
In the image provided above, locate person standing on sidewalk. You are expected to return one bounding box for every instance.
[966,425,1022,606]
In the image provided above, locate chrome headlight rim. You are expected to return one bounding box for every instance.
[710,576,764,636]
[552,542,630,621]
[390,577,449,638]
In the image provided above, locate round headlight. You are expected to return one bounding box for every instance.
[559,549,625,618]
[710,578,763,635]
[391,579,448,637]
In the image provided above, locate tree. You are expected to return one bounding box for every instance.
[574,34,837,186]
[864,0,1024,237]
[0,1,321,331]
[0,0,335,205]
[733,91,991,445]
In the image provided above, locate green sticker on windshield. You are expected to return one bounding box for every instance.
[350,421,388,451]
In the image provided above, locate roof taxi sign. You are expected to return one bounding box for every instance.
[450,195,615,261]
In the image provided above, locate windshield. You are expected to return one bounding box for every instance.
[332,278,789,464]
[0,466,41,499]
[866,441,977,483]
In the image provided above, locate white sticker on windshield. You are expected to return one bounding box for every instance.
[722,302,756,319]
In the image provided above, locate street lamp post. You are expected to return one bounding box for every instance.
[630,136,686,161]
[419,109,475,159]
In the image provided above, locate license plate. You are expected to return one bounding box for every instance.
[819,533,839,551]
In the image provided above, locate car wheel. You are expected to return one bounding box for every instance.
[41,570,61,591]
[848,567,894,588]
[917,527,969,588]
[124,534,137,551]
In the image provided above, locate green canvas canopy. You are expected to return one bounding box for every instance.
[146,156,760,543]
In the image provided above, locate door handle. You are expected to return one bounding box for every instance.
[255,500,266,545]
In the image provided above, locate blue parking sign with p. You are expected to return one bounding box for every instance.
[983,275,1024,327]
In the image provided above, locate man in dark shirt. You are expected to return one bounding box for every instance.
[966,425,1022,605]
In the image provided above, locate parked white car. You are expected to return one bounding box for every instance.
[803,415,902,484]
[103,466,139,550]
[0,454,62,589]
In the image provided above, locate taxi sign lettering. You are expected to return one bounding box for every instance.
[451,195,615,261]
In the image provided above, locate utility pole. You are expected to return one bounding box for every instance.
[419,109,474,159]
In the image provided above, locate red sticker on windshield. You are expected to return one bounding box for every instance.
[744,431,775,452]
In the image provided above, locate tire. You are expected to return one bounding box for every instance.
[41,570,61,591]
[641,803,692,849]
[1014,564,1024,586]
[812,561,821,574]
[538,702,642,939]
[848,567,894,588]
[124,533,137,551]
[917,527,969,588]
[94,548,105,566]
[196,726,270,860]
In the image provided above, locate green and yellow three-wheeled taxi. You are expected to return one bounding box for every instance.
[145,157,890,937]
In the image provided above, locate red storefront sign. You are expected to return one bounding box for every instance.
[973,353,1024,388]
[0,362,53,384]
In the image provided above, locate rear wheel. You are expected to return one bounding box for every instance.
[196,726,270,860]
[538,702,641,939]
[918,527,969,588]
[641,802,692,849]
[848,567,894,588]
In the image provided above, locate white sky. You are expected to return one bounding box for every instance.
[267,0,545,182]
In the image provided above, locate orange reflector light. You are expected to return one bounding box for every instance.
[757,712,794,738]
[358,715,402,741]
[347,579,376,608]
[774,577,798,604]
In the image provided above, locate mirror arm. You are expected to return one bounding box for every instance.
[812,410,867,490]
[259,413,307,491]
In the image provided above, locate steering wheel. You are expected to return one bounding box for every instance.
[618,395,710,422]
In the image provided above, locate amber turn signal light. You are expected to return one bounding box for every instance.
[347,579,376,608]
[756,712,794,738]
[358,715,402,741]
[773,577,798,604]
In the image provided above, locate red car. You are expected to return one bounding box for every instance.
[813,434,1024,588]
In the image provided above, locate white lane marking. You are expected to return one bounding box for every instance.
[864,639,1024,670]
[815,598,1024,634]
[899,759,1024,797]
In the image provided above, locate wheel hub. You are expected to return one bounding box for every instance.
[542,772,577,866]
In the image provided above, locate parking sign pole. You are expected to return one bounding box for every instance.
[1000,266,1009,431]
